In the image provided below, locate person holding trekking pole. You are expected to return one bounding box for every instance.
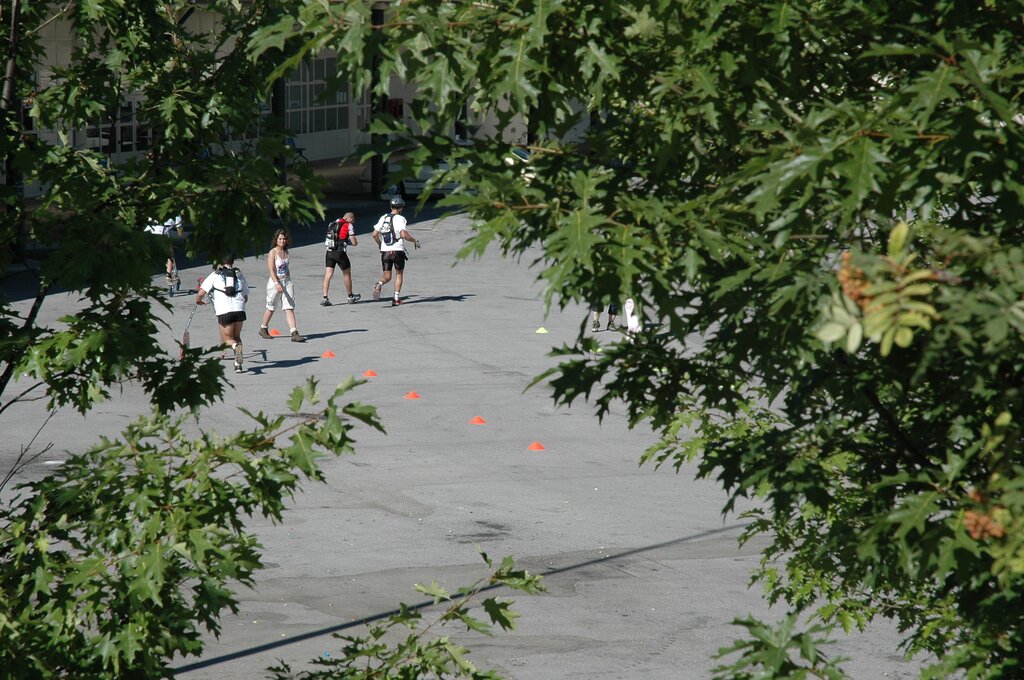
[196,255,250,373]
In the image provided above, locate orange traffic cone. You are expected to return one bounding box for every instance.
[269,328,281,336]
[321,351,336,358]
[363,369,378,377]
[527,441,545,451]
[469,416,487,425]
[404,391,421,399]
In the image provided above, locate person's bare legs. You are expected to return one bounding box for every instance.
[284,309,305,341]
[393,271,404,298]
[217,323,234,347]
[165,245,177,295]
[227,321,244,371]
[374,270,392,301]
[342,268,354,296]
[322,267,334,298]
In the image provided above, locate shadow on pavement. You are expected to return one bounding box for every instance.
[300,329,368,340]
[247,356,321,373]
[398,294,475,305]
[0,200,455,305]
[172,522,750,675]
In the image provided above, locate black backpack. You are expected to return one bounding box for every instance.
[216,267,240,297]
[325,219,344,250]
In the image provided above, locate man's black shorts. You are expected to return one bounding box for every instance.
[380,251,407,272]
[325,249,352,270]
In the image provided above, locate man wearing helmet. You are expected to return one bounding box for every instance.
[371,196,421,306]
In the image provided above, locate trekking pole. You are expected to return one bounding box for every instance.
[179,302,199,361]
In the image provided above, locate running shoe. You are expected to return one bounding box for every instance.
[291,331,306,342]
[372,282,382,301]
[391,298,403,307]
[233,342,244,369]
[320,296,332,306]
[258,327,272,339]
[591,319,600,332]
[348,293,361,304]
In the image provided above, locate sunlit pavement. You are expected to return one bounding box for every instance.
[2,206,922,679]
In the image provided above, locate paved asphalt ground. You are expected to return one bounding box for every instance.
[2,199,924,679]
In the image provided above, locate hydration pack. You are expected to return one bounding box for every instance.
[380,215,397,246]
[217,267,240,297]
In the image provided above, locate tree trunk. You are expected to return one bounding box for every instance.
[2,0,24,260]
[370,5,385,197]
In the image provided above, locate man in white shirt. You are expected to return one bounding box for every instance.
[146,215,183,295]
[371,196,421,306]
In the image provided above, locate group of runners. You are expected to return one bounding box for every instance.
[194,195,421,373]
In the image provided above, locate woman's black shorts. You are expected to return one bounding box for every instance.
[217,311,246,326]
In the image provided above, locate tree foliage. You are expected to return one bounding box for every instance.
[0,2,379,677]
[1,0,323,415]
[0,379,382,677]
[1,3,541,676]
[263,1,1024,677]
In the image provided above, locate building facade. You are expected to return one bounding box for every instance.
[26,8,375,172]
[17,2,586,198]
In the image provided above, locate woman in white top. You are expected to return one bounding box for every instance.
[259,229,305,342]
[196,255,249,372]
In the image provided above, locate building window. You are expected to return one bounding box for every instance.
[85,97,149,155]
[285,54,348,134]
